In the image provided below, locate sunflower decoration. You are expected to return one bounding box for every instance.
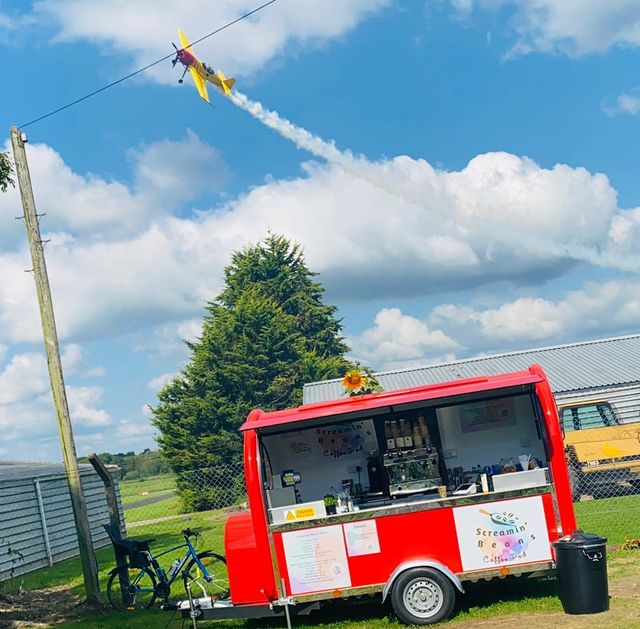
[342,369,366,391]
[341,363,383,397]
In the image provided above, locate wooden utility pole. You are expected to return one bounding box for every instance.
[10,126,101,605]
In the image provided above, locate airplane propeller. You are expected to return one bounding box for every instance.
[171,42,179,67]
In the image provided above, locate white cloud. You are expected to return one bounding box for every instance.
[0,131,228,249]
[33,0,391,83]
[352,278,640,369]
[127,131,230,210]
[0,351,50,405]
[70,418,156,459]
[0,144,635,347]
[62,343,84,373]
[609,207,640,250]
[0,395,60,458]
[430,279,640,346]
[0,344,82,405]
[83,366,106,378]
[115,419,156,445]
[0,344,115,459]
[67,386,110,426]
[603,89,640,117]
[458,1,640,57]
[0,12,13,30]
[2,106,639,461]
[147,372,175,391]
[350,308,460,370]
[135,318,203,358]
[450,0,474,18]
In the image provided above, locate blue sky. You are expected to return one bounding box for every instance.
[1,0,639,461]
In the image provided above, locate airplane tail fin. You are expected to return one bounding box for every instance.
[217,69,236,96]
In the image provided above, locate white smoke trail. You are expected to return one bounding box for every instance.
[229,90,640,273]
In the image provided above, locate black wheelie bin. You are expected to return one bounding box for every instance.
[552,530,609,614]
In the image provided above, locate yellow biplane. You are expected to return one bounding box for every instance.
[172,29,236,102]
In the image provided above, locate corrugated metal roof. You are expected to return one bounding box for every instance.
[303,334,640,403]
[0,461,96,481]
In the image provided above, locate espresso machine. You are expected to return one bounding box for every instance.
[384,448,441,497]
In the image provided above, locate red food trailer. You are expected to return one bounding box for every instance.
[185,364,577,625]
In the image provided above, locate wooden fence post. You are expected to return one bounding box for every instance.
[88,454,129,603]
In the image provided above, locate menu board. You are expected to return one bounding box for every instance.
[282,525,351,595]
[460,398,516,433]
[343,520,381,557]
[453,495,552,571]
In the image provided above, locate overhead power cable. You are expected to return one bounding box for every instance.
[19,0,277,129]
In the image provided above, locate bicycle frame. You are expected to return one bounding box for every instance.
[129,536,212,595]
[154,536,212,586]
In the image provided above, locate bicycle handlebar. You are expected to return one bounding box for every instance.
[182,527,199,538]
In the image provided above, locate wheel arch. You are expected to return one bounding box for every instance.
[382,559,464,603]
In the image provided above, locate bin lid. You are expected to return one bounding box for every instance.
[552,529,607,548]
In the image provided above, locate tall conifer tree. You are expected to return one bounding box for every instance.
[152,234,351,471]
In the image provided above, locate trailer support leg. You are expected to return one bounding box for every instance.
[185,580,198,629]
[280,578,292,629]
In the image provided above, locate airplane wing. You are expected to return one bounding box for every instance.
[178,29,193,52]
[189,67,209,102]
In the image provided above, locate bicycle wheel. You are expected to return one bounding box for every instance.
[106,566,158,611]
[182,551,230,601]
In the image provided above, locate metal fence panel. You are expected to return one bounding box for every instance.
[0,470,121,581]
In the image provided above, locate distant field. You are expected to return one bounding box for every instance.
[119,473,180,523]
[124,494,182,523]
[119,474,176,505]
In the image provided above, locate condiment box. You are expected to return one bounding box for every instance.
[492,467,549,492]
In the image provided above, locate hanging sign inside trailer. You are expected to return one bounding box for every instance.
[453,495,552,571]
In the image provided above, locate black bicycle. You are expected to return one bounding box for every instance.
[104,525,229,610]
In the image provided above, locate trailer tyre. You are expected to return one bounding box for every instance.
[390,567,456,625]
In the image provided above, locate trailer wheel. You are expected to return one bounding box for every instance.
[390,567,456,625]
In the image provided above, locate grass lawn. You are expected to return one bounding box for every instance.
[574,494,640,545]
[55,575,568,629]
[4,494,638,628]
[47,555,640,629]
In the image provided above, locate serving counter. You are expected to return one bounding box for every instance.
[270,485,553,533]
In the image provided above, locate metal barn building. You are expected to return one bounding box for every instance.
[303,334,640,424]
[0,462,123,581]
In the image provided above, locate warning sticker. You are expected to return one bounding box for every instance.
[285,506,317,522]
